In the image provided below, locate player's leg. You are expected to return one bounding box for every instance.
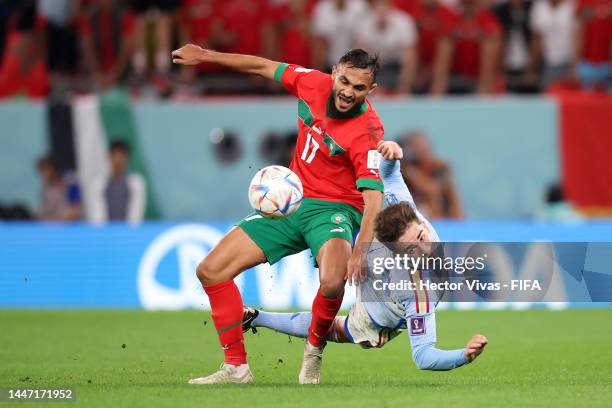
[309,237,351,344]
[299,237,352,384]
[189,227,266,385]
[196,227,267,285]
[191,212,309,384]
[296,201,361,384]
[244,307,351,343]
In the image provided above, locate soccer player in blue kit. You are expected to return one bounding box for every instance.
[242,141,488,371]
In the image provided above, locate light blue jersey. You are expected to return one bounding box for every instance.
[356,158,468,370]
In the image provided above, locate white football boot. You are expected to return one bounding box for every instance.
[188,363,254,385]
[298,342,325,384]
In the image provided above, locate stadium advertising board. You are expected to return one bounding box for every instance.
[1,222,611,309]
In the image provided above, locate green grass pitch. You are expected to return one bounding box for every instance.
[1,309,611,407]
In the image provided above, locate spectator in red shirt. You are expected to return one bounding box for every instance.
[431,0,502,94]
[574,0,612,89]
[264,0,316,68]
[177,0,223,92]
[189,0,269,93]
[180,0,219,51]
[79,0,137,90]
[396,0,457,92]
[215,0,267,57]
[0,0,49,98]
[177,0,271,95]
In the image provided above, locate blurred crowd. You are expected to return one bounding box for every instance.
[0,140,147,224]
[0,128,583,223]
[1,130,466,223]
[0,0,611,99]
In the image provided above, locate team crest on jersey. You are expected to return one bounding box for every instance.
[331,213,347,224]
[410,316,425,335]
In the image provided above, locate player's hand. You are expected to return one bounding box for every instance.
[377,141,403,161]
[464,334,488,362]
[346,249,365,286]
[172,44,209,66]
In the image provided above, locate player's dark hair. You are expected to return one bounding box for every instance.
[338,49,380,82]
[109,140,130,155]
[375,202,420,243]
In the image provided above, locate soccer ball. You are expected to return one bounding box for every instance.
[248,165,303,218]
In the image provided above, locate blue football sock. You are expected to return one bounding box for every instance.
[252,311,312,338]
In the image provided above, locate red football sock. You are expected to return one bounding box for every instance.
[204,280,247,365]
[308,288,344,347]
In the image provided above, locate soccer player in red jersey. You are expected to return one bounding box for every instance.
[172,44,385,384]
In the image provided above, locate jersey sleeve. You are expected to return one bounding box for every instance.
[380,158,416,207]
[349,121,385,192]
[273,63,329,98]
[406,312,469,370]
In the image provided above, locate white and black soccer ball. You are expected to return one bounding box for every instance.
[248,165,303,218]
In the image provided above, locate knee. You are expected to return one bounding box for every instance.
[319,275,345,298]
[196,258,218,285]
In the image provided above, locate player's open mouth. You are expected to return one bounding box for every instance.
[337,94,354,110]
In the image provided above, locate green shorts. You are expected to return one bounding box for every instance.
[238,198,362,265]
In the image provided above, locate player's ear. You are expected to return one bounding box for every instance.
[331,65,337,80]
[368,82,378,95]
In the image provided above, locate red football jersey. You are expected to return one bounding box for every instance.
[275,63,385,212]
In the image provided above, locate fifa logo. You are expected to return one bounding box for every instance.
[410,316,425,335]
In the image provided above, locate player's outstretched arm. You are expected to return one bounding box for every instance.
[407,312,487,371]
[171,44,280,81]
[411,333,488,371]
